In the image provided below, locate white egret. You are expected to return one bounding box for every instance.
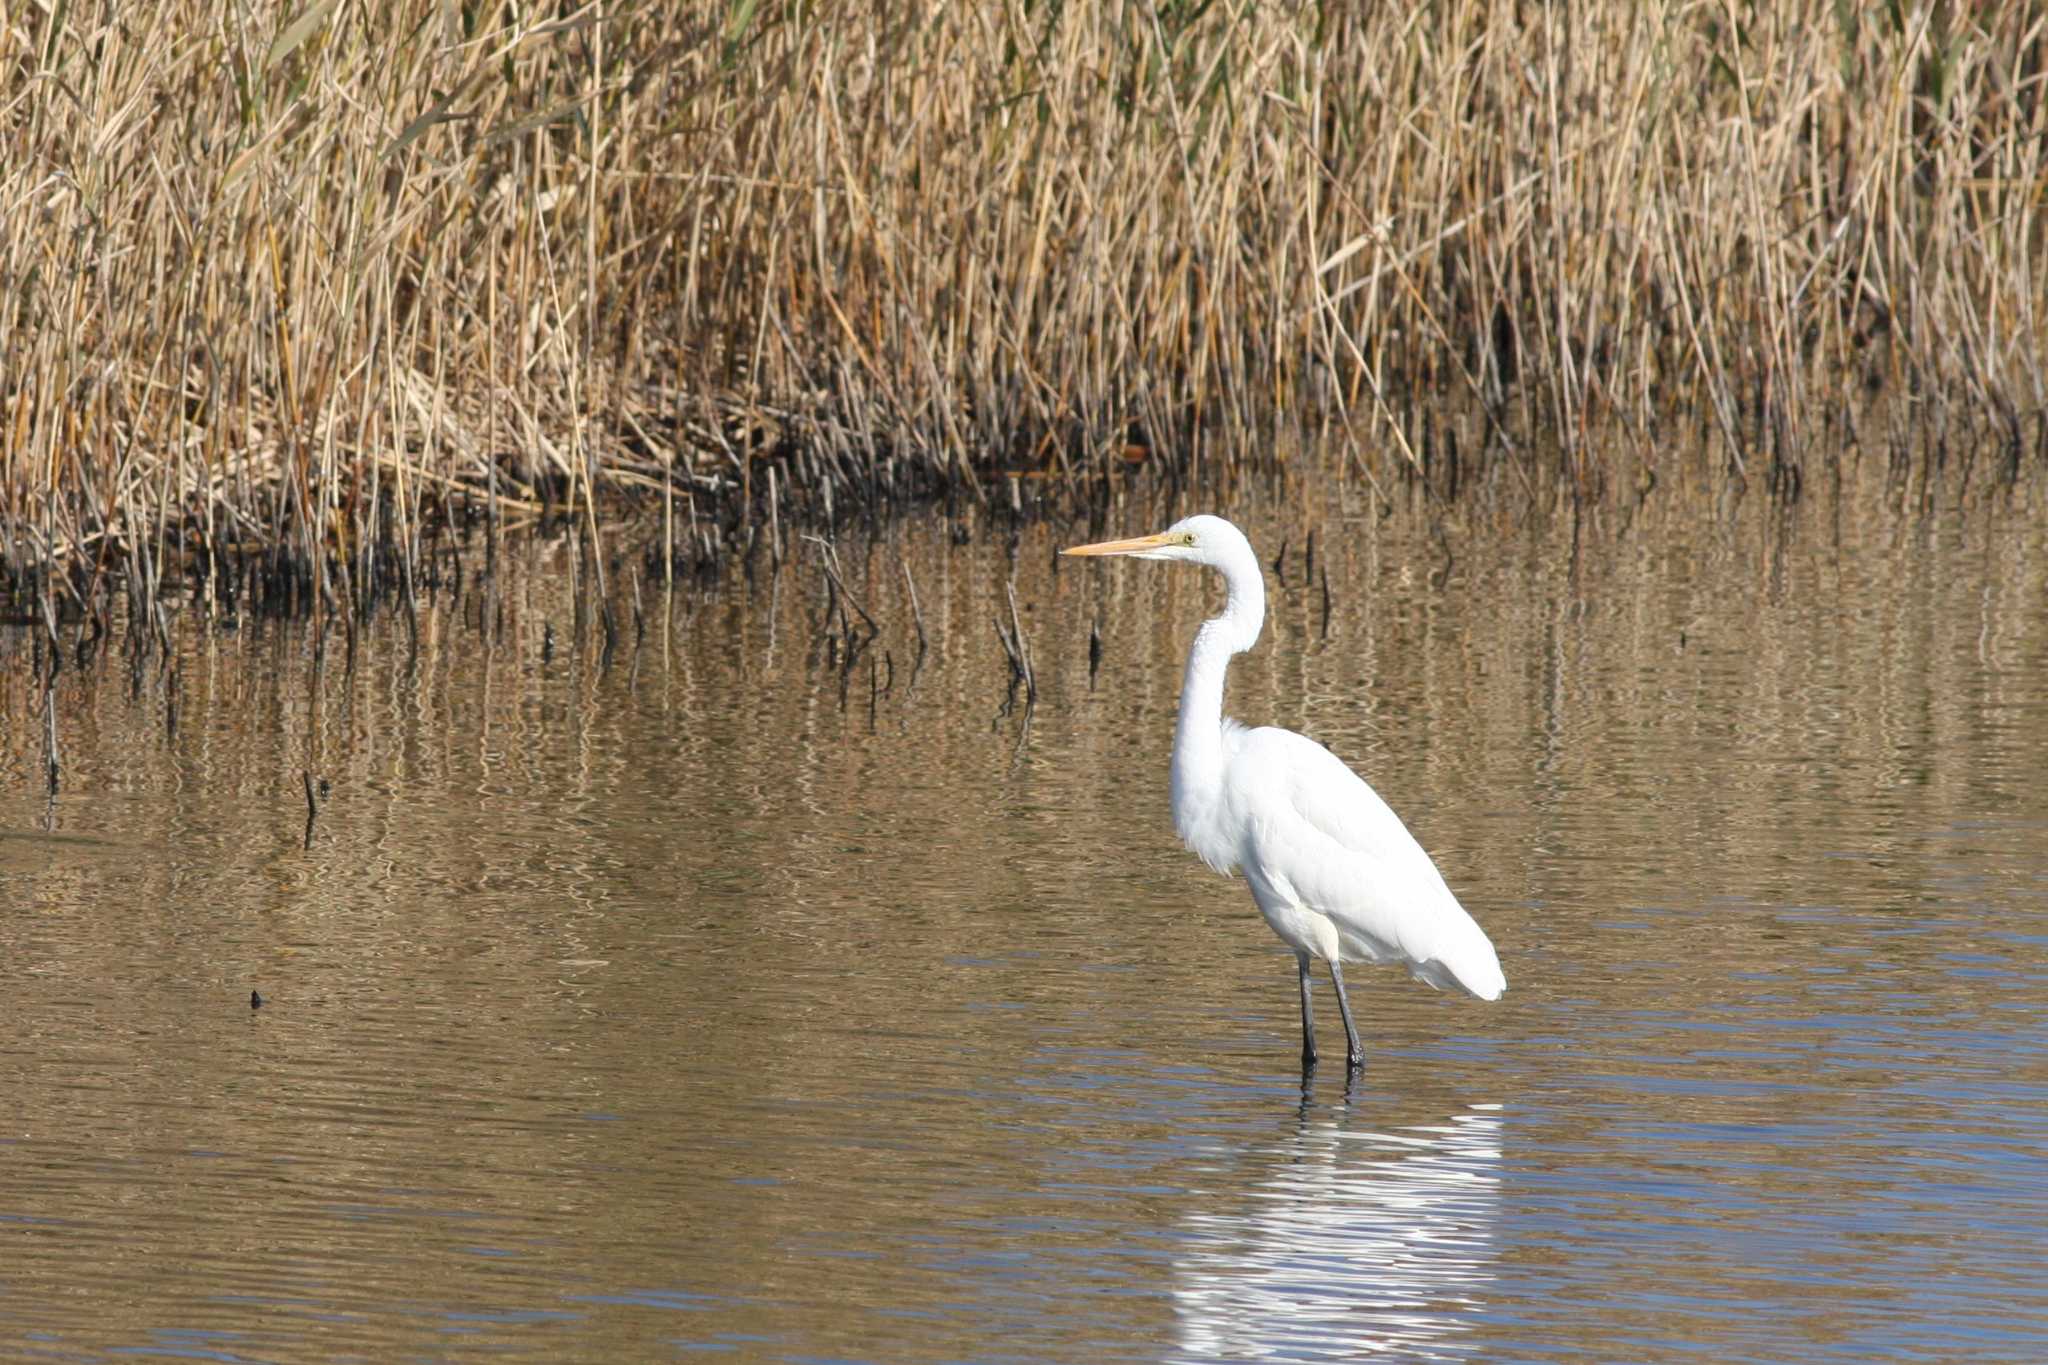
[1064,514,1504,1070]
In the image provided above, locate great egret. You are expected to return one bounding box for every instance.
[1063,514,1504,1071]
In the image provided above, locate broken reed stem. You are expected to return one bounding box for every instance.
[808,538,880,640]
[42,687,58,796]
[1007,583,1035,705]
[992,616,1025,694]
[994,581,1036,709]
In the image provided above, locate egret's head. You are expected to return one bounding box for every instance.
[1060,514,1250,567]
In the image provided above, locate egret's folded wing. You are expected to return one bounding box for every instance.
[1230,727,1505,999]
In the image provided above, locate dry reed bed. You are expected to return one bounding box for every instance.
[2,0,2044,627]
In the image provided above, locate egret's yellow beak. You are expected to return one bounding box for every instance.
[1061,532,1176,557]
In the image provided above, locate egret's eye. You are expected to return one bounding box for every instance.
[1181,533,1197,545]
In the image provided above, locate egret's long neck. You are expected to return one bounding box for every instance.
[1171,560,1265,811]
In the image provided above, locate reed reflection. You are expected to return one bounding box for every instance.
[1172,1099,1502,1362]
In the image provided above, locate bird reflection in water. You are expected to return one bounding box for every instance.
[1172,1098,1502,1361]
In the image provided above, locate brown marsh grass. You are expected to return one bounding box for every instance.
[3,0,2045,625]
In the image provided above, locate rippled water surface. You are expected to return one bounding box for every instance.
[3,482,2046,1361]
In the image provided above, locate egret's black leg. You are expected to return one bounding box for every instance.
[1297,953,1318,1069]
[1328,959,1364,1070]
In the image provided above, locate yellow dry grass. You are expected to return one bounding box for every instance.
[3,0,2043,606]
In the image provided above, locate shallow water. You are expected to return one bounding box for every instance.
[2,481,2046,1361]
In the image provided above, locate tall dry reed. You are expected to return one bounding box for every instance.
[3,0,2044,616]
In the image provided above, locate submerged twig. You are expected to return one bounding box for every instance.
[42,687,59,797]
[811,544,881,639]
[899,553,927,658]
[1007,581,1035,706]
[301,769,318,849]
[808,537,881,695]
[993,580,1037,715]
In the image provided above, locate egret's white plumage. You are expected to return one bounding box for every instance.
[1064,513,1504,1069]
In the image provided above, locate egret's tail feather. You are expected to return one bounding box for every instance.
[1410,952,1506,1001]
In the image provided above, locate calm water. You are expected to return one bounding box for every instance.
[2,479,2045,1362]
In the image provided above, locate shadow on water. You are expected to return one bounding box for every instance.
[0,466,2045,1360]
